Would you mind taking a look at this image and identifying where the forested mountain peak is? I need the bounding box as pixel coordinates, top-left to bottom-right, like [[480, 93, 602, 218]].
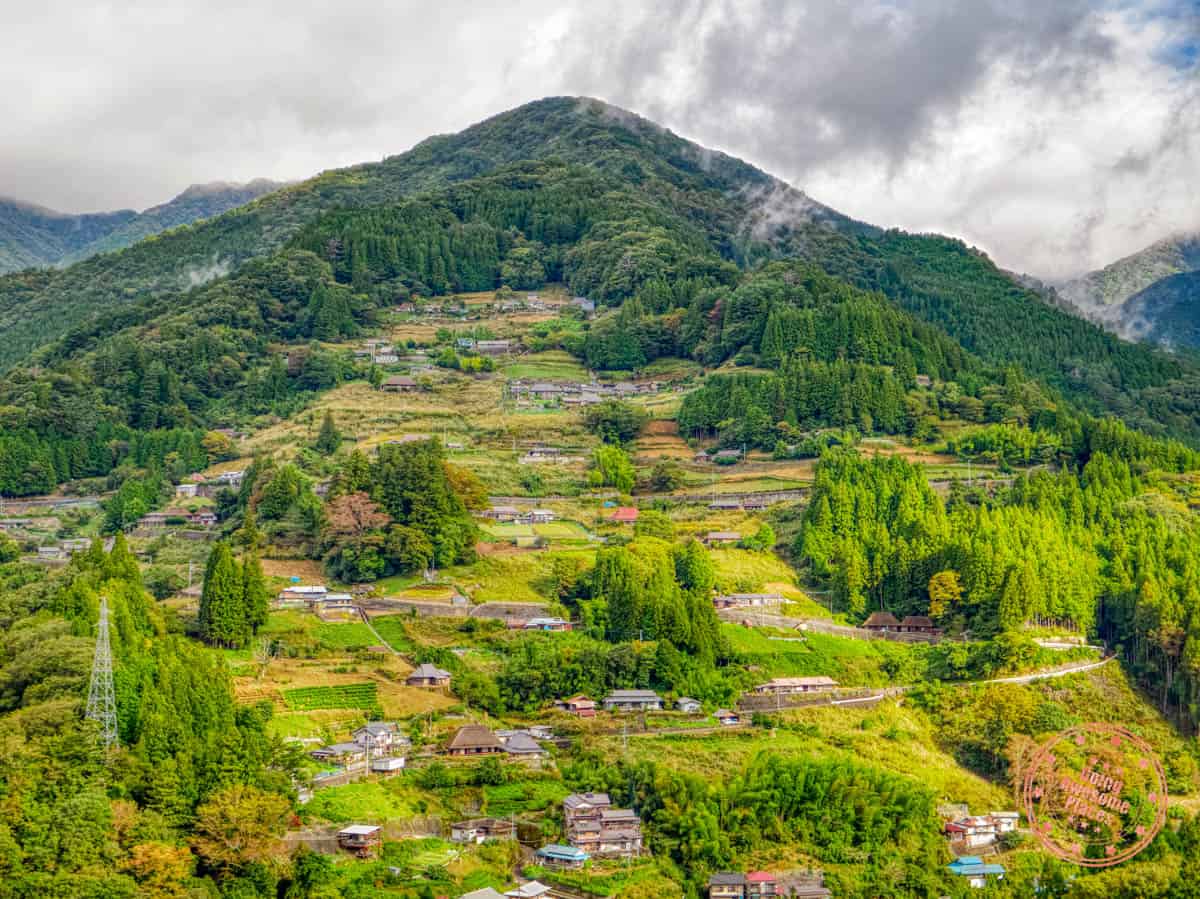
[[0, 97, 863, 369], [1057, 230, 1200, 345]]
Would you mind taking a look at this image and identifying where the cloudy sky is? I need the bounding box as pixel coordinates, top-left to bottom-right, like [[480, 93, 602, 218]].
[[2, 0, 1196, 279]]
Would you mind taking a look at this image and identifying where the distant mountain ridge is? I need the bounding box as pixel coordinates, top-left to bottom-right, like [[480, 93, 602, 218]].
[[0, 178, 283, 274], [1057, 232, 1200, 344]]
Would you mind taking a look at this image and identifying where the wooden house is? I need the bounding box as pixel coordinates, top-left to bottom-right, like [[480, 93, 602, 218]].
[[602, 689, 662, 711], [382, 375, 417, 392], [406, 663, 451, 687], [445, 724, 504, 756], [862, 611, 902, 632], [703, 531, 742, 546], [752, 676, 838, 695], [555, 695, 597, 717], [336, 824, 381, 858], [451, 817, 517, 844], [535, 844, 589, 870], [900, 615, 941, 634], [608, 507, 639, 524]]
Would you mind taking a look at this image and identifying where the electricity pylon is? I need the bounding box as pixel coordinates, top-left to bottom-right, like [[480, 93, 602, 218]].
[[85, 597, 118, 751]]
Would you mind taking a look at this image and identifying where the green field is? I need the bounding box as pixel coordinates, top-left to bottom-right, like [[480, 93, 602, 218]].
[[370, 616, 418, 652], [503, 350, 591, 382], [283, 683, 379, 711], [314, 622, 381, 650], [302, 779, 440, 823]]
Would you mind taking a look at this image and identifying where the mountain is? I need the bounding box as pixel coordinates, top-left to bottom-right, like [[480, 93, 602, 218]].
[[0, 98, 865, 369], [0, 178, 282, 275], [1058, 232, 1200, 343], [1, 96, 1199, 445], [0, 198, 137, 272]]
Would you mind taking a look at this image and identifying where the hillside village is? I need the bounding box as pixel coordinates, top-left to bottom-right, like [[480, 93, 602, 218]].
[[2, 280, 1180, 899], [0, 87, 1197, 899]]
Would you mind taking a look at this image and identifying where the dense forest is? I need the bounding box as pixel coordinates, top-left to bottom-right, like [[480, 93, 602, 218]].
[[0, 543, 303, 897], [796, 439, 1200, 732]]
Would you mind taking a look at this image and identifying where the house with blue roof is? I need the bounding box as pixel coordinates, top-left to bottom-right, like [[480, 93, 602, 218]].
[[536, 843, 589, 869], [947, 856, 1006, 888]]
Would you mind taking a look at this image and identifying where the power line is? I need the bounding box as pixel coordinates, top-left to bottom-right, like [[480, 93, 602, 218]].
[[85, 597, 118, 752]]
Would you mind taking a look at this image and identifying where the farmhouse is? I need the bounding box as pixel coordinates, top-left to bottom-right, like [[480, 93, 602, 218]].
[[708, 873, 747, 899], [752, 676, 839, 695], [945, 816, 1001, 850], [523, 617, 571, 632], [676, 697, 702, 713], [535, 844, 589, 869], [714, 708, 741, 726], [336, 825, 381, 858], [406, 663, 452, 687], [502, 731, 548, 759], [504, 880, 552, 897], [946, 857, 1005, 889], [451, 817, 516, 844], [526, 508, 555, 523], [373, 353, 399, 365], [382, 375, 417, 392], [481, 505, 521, 522], [703, 531, 742, 546], [175, 483, 198, 498], [278, 585, 328, 603], [608, 506, 639, 524], [945, 811, 1020, 850], [476, 339, 512, 355], [899, 615, 941, 635], [602, 689, 662, 711], [446, 724, 505, 756], [862, 611, 902, 632], [352, 721, 408, 755], [571, 296, 595, 314], [310, 742, 366, 764], [555, 695, 597, 717], [712, 593, 785, 610], [710, 871, 822, 899], [563, 793, 643, 859]]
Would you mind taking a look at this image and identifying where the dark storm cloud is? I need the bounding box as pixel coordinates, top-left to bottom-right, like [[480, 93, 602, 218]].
[[0, 0, 1193, 277], [561, 0, 1198, 277], [567, 0, 1112, 176]]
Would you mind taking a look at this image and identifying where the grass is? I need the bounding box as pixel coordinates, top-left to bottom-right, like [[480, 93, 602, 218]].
[[502, 350, 590, 382], [370, 616, 418, 652], [723, 624, 906, 685], [709, 547, 800, 593], [482, 779, 571, 817], [314, 622, 382, 650], [611, 702, 1012, 812], [303, 779, 441, 823]]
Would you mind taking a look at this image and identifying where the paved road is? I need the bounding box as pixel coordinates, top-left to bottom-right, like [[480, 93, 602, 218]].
[[977, 656, 1113, 685]]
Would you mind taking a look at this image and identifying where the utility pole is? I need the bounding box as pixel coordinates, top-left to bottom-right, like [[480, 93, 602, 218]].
[[86, 597, 118, 752]]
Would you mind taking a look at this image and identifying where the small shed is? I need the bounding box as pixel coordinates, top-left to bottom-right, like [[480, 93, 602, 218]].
[[336, 824, 381, 857]]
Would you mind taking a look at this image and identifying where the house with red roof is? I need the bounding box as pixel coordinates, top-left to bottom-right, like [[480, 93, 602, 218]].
[[609, 506, 639, 524]]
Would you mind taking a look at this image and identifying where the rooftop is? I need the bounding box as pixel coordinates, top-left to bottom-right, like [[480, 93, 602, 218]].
[[447, 724, 504, 752]]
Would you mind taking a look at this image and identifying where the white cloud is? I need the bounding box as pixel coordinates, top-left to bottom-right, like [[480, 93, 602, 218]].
[[0, 0, 1193, 278]]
